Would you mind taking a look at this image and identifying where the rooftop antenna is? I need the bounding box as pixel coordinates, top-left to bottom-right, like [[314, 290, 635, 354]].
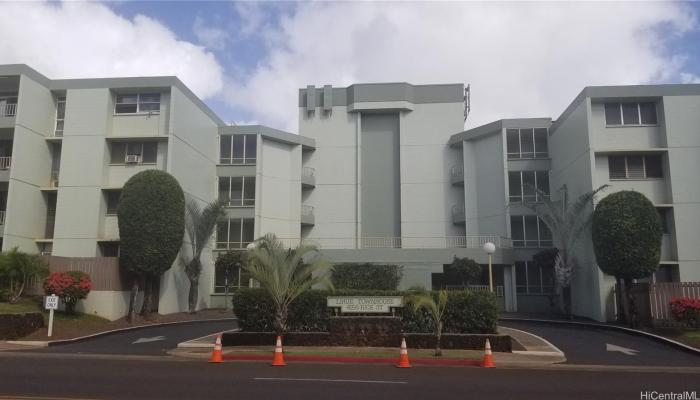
[[463, 84, 471, 121]]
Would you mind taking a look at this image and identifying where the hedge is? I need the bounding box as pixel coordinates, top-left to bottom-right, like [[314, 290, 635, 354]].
[[231, 289, 498, 334], [331, 264, 403, 290]]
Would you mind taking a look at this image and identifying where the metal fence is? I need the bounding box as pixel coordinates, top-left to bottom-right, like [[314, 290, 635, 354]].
[[649, 282, 700, 324]]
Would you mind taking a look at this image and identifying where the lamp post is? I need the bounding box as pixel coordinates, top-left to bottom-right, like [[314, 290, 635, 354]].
[[483, 242, 496, 293], [245, 241, 257, 288]]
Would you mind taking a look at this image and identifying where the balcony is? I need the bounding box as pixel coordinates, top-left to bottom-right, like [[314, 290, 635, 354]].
[[0, 157, 11, 170], [277, 235, 512, 250], [452, 204, 465, 224], [302, 166, 316, 188], [661, 234, 677, 261], [0, 103, 16, 117], [450, 165, 464, 185], [301, 204, 315, 225]]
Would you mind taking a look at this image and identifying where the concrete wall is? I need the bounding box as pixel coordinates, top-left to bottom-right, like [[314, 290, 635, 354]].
[[3, 74, 55, 252], [159, 86, 219, 315], [471, 131, 508, 236]]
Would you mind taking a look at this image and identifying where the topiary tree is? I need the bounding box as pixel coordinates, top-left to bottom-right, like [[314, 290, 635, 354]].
[[215, 250, 247, 311], [43, 271, 92, 314], [118, 170, 185, 322], [180, 199, 224, 313], [592, 191, 662, 327], [331, 264, 403, 290], [444, 256, 482, 287]]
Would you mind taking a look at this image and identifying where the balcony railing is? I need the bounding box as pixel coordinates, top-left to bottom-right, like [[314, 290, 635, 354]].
[[0, 103, 16, 117], [452, 204, 465, 223], [276, 235, 511, 250], [301, 204, 315, 225], [216, 241, 253, 250], [0, 157, 11, 170], [220, 197, 255, 207], [302, 166, 316, 187], [0, 210, 5, 225]]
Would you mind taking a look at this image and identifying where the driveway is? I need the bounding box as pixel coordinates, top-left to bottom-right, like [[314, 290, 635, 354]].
[[500, 320, 700, 367]]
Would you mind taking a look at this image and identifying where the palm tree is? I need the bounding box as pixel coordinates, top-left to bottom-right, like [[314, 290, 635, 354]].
[[524, 184, 607, 317], [407, 289, 448, 356], [181, 199, 224, 313], [244, 234, 333, 335]]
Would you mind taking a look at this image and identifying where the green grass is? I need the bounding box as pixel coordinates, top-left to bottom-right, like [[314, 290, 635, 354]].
[[0, 297, 109, 323], [0, 297, 42, 314]]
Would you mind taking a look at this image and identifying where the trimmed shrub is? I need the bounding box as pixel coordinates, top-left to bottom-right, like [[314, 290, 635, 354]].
[[331, 264, 403, 290], [232, 288, 498, 334], [669, 297, 700, 329], [43, 271, 92, 314]]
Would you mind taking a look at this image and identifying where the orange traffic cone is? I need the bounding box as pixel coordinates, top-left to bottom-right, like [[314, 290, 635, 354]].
[[481, 338, 495, 368], [396, 337, 412, 368], [209, 334, 223, 363], [271, 335, 286, 366]]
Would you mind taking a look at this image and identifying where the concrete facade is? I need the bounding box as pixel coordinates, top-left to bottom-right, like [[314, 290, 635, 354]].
[[3, 64, 698, 322]]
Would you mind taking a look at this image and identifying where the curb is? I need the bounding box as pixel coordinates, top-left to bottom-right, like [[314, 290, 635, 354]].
[[7, 317, 238, 347], [499, 317, 700, 356], [220, 353, 482, 366]]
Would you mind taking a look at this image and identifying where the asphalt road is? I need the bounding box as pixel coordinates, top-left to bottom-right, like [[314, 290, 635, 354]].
[[34, 320, 238, 356], [500, 320, 700, 366], [0, 355, 697, 400]]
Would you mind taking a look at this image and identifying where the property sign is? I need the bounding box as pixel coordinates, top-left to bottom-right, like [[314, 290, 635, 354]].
[[45, 295, 59, 310], [327, 296, 402, 313]]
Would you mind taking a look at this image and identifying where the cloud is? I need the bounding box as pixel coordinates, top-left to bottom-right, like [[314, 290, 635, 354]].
[[0, 1, 224, 99], [193, 16, 230, 51], [681, 72, 700, 84], [224, 1, 697, 132]]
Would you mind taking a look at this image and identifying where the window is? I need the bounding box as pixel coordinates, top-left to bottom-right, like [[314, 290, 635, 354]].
[[220, 134, 256, 165], [515, 261, 554, 295], [511, 215, 552, 248], [657, 208, 671, 235], [506, 128, 548, 159], [115, 93, 161, 114], [218, 176, 255, 206], [99, 242, 120, 257], [216, 218, 254, 249], [110, 141, 158, 164], [604, 102, 657, 126], [55, 97, 66, 137], [105, 191, 121, 215], [608, 155, 663, 180], [508, 171, 550, 203]]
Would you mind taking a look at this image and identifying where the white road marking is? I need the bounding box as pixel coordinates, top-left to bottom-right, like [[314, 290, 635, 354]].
[[254, 378, 407, 385], [132, 336, 166, 344], [606, 343, 639, 356]]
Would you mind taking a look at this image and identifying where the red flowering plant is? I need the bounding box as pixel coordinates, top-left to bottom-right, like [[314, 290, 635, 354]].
[[669, 297, 700, 329], [43, 271, 92, 314]]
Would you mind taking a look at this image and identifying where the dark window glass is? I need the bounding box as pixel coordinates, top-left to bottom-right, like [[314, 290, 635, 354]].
[[230, 178, 243, 206], [508, 171, 521, 202], [139, 93, 160, 112], [218, 177, 230, 203], [106, 191, 120, 215], [511, 216, 524, 247], [506, 129, 520, 159], [522, 171, 536, 202], [110, 142, 127, 163], [539, 219, 552, 246], [100, 243, 120, 257], [244, 135, 257, 163], [520, 129, 535, 158], [622, 103, 640, 125], [524, 215, 539, 247], [536, 171, 550, 199], [534, 128, 548, 157], [657, 208, 670, 234], [515, 261, 527, 293], [243, 177, 255, 206], [242, 219, 255, 244], [126, 142, 142, 156], [232, 135, 245, 164], [527, 263, 541, 293], [142, 142, 157, 163], [230, 219, 242, 243], [115, 94, 138, 114], [645, 155, 663, 178], [220, 136, 232, 163], [608, 156, 627, 179], [626, 155, 644, 179], [639, 102, 657, 125], [604, 103, 621, 125], [217, 221, 228, 244]]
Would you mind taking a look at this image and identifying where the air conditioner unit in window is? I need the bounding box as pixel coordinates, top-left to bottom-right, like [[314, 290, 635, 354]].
[[125, 154, 141, 163]]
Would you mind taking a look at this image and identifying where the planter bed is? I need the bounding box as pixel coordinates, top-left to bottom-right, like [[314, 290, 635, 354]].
[[222, 331, 512, 352], [0, 312, 44, 340]]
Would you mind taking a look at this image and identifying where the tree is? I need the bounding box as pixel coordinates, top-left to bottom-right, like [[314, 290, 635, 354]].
[[215, 250, 247, 311], [532, 248, 559, 309], [181, 199, 224, 313], [0, 248, 48, 304], [444, 256, 481, 287], [592, 191, 662, 327], [118, 170, 185, 322], [244, 234, 333, 335], [407, 289, 449, 356], [525, 184, 607, 317]]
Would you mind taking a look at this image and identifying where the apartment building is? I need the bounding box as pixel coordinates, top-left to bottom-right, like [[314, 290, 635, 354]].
[[3, 64, 697, 322], [0, 64, 220, 319]]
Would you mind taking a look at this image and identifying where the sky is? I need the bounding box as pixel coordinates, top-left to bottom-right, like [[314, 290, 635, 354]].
[[1, 0, 700, 133]]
